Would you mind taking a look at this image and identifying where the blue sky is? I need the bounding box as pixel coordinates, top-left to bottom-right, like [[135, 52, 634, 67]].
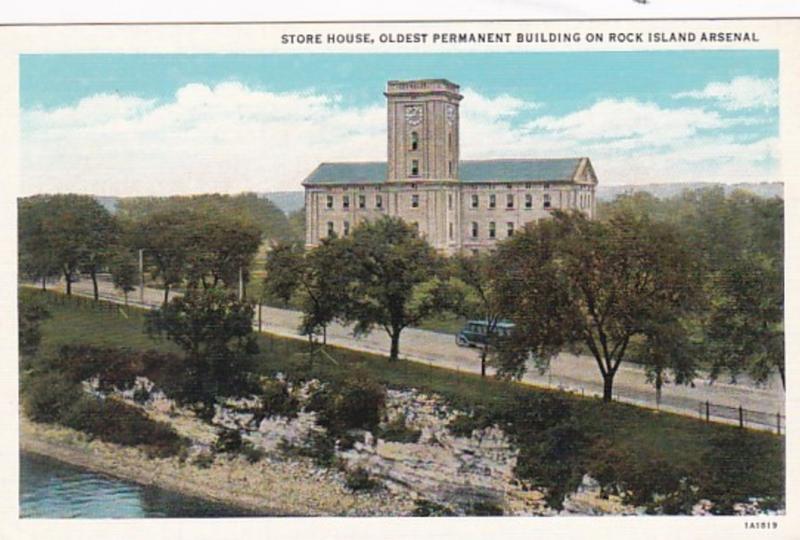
[[19, 52, 779, 196]]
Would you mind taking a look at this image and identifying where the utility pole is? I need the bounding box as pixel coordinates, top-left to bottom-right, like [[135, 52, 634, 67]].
[[238, 265, 244, 301], [138, 249, 145, 304]]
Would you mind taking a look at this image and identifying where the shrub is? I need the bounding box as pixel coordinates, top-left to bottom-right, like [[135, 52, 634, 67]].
[[412, 499, 455, 516], [464, 499, 504, 516], [260, 379, 299, 419], [21, 373, 84, 423], [133, 386, 151, 405], [241, 443, 267, 464], [345, 467, 379, 491], [192, 451, 215, 469], [447, 413, 486, 438], [309, 374, 386, 434], [213, 428, 244, 454], [378, 414, 421, 444]]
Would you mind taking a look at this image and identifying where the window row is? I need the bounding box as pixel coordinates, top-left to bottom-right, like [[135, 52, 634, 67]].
[[470, 221, 515, 239], [325, 191, 591, 211], [326, 194, 384, 210]]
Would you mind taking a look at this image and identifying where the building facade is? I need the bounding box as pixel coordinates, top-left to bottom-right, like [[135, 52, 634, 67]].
[[302, 79, 598, 254]]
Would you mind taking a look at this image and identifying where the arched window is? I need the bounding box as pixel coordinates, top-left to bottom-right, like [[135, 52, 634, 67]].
[[410, 132, 419, 151]]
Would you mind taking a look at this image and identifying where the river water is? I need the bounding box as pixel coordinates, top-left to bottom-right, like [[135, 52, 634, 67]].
[[20, 452, 264, 518]]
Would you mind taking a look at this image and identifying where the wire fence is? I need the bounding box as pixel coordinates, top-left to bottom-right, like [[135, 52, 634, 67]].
[[698, 400, 785, 434]]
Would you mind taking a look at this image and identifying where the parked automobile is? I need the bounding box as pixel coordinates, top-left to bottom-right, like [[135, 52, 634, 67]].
[[455, 320, 514, 348]]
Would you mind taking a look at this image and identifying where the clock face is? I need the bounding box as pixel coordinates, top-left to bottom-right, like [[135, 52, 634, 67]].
[[405, 105, 423, 127], [446, 104, 456, 125]]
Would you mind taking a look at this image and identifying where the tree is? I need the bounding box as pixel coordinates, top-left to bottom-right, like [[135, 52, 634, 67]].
[[130, 208, 194, 305], [706, 252, 784, 389], [19, 195, 116, 296], [492, 210, 702, 402], [18, 197, 60, 290], [450, 253, 505, 377], [18, 294, 51, 359], [338, 217, 458, 362], [264, 239, 348, 348], [184, 214, 262, 295], [109, 249, 138, 305], [145, 287, 259, 418]]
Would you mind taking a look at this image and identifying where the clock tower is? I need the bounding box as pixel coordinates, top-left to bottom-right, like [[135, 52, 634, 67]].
[[385, 79, 462, 182]]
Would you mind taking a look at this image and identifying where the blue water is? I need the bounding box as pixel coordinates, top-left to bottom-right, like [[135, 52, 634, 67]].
[[20, 452, 266, 518]]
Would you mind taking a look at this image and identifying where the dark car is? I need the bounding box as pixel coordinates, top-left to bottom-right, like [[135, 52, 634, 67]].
[[455, 320, 514, 347]]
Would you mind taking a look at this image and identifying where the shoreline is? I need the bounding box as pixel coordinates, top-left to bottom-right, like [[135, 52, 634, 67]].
[[20, 418, 292, 517], [19, 415, 413, 517]]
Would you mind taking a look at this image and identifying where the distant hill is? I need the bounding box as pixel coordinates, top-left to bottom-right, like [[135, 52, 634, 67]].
[[89, 182, 782, 218], [260, 191, 305, 215], [596, 182, 783, 202]]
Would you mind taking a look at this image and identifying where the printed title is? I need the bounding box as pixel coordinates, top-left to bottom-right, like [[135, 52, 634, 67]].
[[280, 31, 759, 46]]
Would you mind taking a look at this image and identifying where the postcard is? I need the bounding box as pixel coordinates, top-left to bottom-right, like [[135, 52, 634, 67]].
[[1, 15, 798, 540]]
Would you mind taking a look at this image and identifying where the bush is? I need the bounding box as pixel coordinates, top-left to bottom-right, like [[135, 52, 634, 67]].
[[464, 499, 504, 516], [260, 379, 299, 419], [378, 414, 421, 444], [213, 428, 244, 454], [344, 467, 379, 491], [192, 451, 215, 469], [412, 499, 455, 516], [241, 443, 267, 464], [22, 373, 84, 423], [447, 413, 487, 438], [308, 374, 386, 434]]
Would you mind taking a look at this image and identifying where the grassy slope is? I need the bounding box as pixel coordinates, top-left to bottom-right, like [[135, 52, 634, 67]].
[[27, 289, 784, 503]]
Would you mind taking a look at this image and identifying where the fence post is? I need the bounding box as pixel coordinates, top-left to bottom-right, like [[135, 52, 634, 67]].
[[738, 406, 744, 428], [705, 400, 710, 422], [777, 412, 781, 435]]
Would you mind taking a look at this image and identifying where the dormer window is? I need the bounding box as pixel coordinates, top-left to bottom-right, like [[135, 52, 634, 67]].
[[410, 132, 419, 151]]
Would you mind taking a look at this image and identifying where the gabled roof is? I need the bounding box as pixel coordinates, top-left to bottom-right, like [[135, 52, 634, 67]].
[[302, 158, 590, 186]]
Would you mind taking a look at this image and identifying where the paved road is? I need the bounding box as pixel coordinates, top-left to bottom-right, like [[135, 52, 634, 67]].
[[61, 279, 785, 431]]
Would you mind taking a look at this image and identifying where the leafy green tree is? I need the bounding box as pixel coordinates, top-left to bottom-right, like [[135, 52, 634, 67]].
[[264, 239, 348, 347], [109, 249, 138, 305], [18, 294, 51, 359], [450, 253, 505, 377], [184, 214, 262, 295], [706, 252, 784, 389], [338, 217, 458, 362], [492, 210, 702, 401], [130, 208, 194, 305], [145, 287, 259, 418], [18, 195, 117, 297], [18, 198, 60, 290]]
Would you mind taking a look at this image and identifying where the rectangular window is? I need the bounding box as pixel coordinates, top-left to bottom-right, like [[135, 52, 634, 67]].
[[448, 194, 453, 210], [471, 194, 479, 208], [507, 222, 515, 237], [525, 194, 532, 208], [376, 194, 383, 209], [326, 195, 334, 209], [411, 194, 419, 208], [489, 194, 496, 209], [506, 194, 514, 209], [327, 222, 335, 237], [411, 160, 419, 176], [448, 161, 453, 175], [342, 195, 350, 209], [471, 222, 479, 238], [358, 195, 365, 209], [449, 222, 453, 240], [343, 221, 350, 236], [489, 222, 496, 239], [543, 194, 551, 209]]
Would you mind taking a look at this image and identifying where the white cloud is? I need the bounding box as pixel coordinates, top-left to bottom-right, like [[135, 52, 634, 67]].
[[673, 76, 778, 110], [20, 83, 778, 196]]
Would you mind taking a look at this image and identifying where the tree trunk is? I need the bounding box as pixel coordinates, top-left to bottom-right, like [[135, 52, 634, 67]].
[[323, 325, 327, 346], [163, 285, 170, 305], [389, 328, 401, 362], [778, 365, 785, 390], [64, 270, 72, 296], [41, 275, 47, 291], [480, 346, 488, 377], [602, 373, 614, 402], [91, 271, 99, 301]]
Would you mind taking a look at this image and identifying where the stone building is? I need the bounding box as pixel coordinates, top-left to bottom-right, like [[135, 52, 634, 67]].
[[302, 79, 598, 254]]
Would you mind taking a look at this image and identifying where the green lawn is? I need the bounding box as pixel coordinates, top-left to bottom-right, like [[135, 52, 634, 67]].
[[23, 287, 784, 510]]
